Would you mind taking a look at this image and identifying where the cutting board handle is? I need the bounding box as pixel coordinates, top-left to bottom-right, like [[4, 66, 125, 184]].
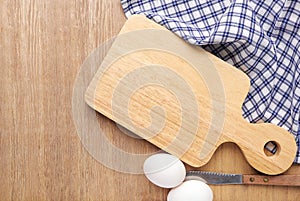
[[227, 119, 297, 175]]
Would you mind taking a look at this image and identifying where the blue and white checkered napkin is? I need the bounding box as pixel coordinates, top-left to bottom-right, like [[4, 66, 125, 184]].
[[120, 0, 300, 163]]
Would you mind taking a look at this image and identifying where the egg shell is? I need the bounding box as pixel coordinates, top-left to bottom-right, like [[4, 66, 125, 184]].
[[167, 180, 213, 201], [143, 153, 186, 188]]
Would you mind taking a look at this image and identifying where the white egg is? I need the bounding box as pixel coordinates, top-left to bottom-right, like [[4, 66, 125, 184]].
[[143, 153, 186, 188], [167, 180, 213, 201]]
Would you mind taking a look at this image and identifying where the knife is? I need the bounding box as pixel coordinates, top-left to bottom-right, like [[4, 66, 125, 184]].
[[186, 171, 300, 186]]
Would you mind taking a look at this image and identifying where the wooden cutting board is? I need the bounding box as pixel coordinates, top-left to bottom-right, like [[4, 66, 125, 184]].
[[85, 15, 297, 175]]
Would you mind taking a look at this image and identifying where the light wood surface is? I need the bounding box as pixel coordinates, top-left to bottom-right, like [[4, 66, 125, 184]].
[[1, 1, 299, 200], [85, 15, 297, 175]]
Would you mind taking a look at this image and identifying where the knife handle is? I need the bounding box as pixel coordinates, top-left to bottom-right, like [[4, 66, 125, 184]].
[[243, 175, 300, 186]]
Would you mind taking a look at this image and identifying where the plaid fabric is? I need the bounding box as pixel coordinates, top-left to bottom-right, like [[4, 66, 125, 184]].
[[121, 0, 300, 163]]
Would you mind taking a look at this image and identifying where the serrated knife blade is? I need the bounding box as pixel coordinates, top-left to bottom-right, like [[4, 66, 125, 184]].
[[186, 171, 300, 186]]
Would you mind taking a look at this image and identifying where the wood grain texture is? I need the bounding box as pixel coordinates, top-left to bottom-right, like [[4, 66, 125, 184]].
[[85, 15, 297, 175], [0, 1, 299, 200], [243, 175, 300, 186]]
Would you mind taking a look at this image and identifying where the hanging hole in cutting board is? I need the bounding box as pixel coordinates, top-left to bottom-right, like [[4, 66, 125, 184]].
[[264, 141, 280, 156]]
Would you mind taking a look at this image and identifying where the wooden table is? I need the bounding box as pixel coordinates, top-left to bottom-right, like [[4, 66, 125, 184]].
[[1, 1, 299, 200]]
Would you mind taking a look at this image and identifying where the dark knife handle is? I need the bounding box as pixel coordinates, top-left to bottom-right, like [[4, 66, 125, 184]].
[[243, 175, 300, 186]]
